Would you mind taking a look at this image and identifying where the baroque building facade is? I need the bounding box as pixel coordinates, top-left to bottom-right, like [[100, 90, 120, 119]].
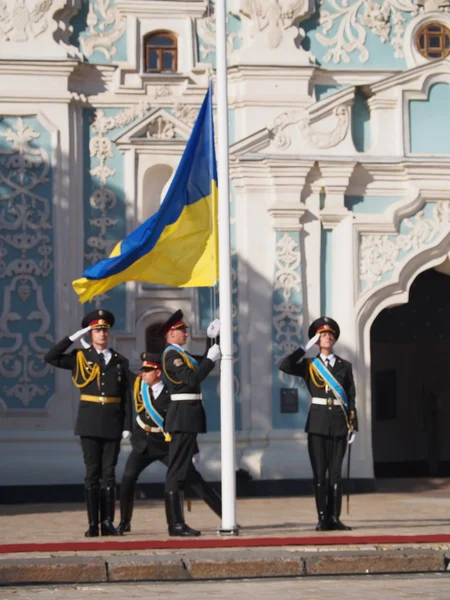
[[1, 0, 450, 491]]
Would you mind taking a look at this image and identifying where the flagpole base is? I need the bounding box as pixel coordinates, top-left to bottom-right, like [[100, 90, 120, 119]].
[[217, 526, 240, 536]]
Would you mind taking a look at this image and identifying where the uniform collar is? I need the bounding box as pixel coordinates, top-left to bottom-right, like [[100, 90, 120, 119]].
[[95, 347, 112, 363], [320, 353, 336, 367], [151, 380, 165, 399]]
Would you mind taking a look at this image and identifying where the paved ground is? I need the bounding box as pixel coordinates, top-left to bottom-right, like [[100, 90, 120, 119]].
[[1, 574, 450, 600], [2, 478, 450, 546], [1, 479, 450, 585]]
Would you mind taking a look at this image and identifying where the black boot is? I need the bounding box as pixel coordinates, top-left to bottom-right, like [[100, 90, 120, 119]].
[[100, 486, 122, 536], [313, 480, 328, 531], [85, 486, 100, 537], [165, 490, 201, 537], [188, 471, 222, 518], [328, 483, 351, 531], [117, 481, 135, 534]]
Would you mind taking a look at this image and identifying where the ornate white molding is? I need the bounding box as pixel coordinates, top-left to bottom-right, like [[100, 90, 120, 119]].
[[196, 2, 238, 59], [359, 201, 450, 292], [0, 117, 53, 408], [271, 105, 350, 150], [86, 101, 153, 304], [268, 203, 307, 230], [80, 0, 126, 59], [416, 0, 450, 11], [273, 232, 304, 387], [0, 0, 55, 42], [146, 116, 176, 140], [239, 0, 314, 48], [317, 0, 418, 64]]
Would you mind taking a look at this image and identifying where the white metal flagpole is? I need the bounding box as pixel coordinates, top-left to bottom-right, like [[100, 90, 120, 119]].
[[215, 0, 238, 534]]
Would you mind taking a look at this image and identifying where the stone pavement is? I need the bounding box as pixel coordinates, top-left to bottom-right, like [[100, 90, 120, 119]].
[[3, 574, 450, 600], [1, 478, 450, 585]]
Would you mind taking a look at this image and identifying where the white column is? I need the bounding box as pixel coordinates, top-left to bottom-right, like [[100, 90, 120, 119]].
[[216, 0, 238, 534]]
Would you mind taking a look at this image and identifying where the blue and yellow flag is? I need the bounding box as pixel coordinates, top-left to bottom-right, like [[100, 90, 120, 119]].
[[73, 84, 218, 303]]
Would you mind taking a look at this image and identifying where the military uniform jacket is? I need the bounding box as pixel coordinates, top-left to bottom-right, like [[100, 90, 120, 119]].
[[279, 348, 357, 437], [130, 376, 200, 456], [44, 336, 132, 439], [163, 346, 215, 434], [130, 375, 170, 457]]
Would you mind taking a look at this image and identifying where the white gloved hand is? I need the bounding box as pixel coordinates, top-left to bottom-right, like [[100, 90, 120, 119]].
[[122, 430, 131, 440], [80, 335, 91, 349], [69, 325, 91, 342], [305, 333, 320, 352], [192, 452, 201, 464], [207, 343, 222, 363], [207, 318, 221, 339], [347, 430, 357, 445]]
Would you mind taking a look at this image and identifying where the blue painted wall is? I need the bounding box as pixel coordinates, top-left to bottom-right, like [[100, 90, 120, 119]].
[[321, 228, 333, 316], [345, 195, 401, 214], [352, 88, 371, 152], [82, 107, 129, 330], [303, 0, 412, 69], [409, 83, 450, 154], [0, 117, 55, 410], [70, 0, 127, 63]]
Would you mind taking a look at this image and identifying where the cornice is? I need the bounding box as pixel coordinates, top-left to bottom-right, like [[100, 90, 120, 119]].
[[116, 0, 207, 18]]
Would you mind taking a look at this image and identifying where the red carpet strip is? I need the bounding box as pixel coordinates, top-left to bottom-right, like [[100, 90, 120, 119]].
[[2, 533, 450, 554]]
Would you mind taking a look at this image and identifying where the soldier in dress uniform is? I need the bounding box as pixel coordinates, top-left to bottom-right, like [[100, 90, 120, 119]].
[[279, 317, 358, 531], [44, 309, 132, 537], [161, 309, 221, 536], [117, 351, 222, 534]]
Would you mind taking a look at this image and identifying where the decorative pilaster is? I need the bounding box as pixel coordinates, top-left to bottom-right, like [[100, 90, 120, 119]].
[[319, 161, 356, 229], [268, 162, 310, 428]]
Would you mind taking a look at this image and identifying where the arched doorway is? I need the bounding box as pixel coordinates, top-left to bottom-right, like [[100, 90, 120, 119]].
[[145, 322, 166, 355], [371, 268, 450, 477]]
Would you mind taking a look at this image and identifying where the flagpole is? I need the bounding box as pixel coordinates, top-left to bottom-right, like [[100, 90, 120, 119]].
[[215, 0, 238, 534]]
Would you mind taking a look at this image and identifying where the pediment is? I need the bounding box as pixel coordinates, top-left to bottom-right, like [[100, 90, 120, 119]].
[[114, 108, 193, 146], [230, 86, 356, 158]]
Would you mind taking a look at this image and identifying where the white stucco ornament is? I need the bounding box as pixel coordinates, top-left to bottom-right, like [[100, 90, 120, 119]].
[[240, 0, 314, 48], [416, 0, 450, 11], [317, 0, 418, 63], [0, 0, 54, 42], [230, 0, 315, 64]]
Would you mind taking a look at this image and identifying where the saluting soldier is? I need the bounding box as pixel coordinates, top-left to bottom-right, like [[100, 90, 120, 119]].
[[117, 351, 222, 534], [161, 309, 221, 536], [44, 309, 132, 537], [279, 317, 357, 531]]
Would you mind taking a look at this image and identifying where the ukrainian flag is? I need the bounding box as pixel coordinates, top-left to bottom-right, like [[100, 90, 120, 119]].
[[73, 84, 218, 303]]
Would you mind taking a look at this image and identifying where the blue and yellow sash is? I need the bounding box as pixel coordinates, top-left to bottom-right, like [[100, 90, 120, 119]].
[[140, 380, 171, 442], [141, 382, 164, 428], [162, 345, 199, 385], [311, 357, 348, 408]]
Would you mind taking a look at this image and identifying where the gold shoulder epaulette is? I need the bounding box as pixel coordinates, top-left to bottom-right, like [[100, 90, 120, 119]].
[[72, 350, 100, 389], [308, 360, 325, 389], [133, 377, 145, 413]]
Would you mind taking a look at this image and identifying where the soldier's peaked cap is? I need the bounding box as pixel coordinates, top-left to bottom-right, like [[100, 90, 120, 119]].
[[140, 352, 161, 369], [160, 309, 188, 336], [82, 309, 115, 329], [308, 316, 340, 341]]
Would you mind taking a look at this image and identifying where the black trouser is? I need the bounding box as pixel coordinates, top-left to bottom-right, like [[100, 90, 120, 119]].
[[307, 433, 347, 486], [80, 436, 121, 488], [122, 448, 169, 485], [122, 446, 218, 503], [165, 432, 198, 493]]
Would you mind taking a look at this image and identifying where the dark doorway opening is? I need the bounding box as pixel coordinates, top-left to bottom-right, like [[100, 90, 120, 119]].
[[371, 268, 450, 477], [145, 322, 166, 355]]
